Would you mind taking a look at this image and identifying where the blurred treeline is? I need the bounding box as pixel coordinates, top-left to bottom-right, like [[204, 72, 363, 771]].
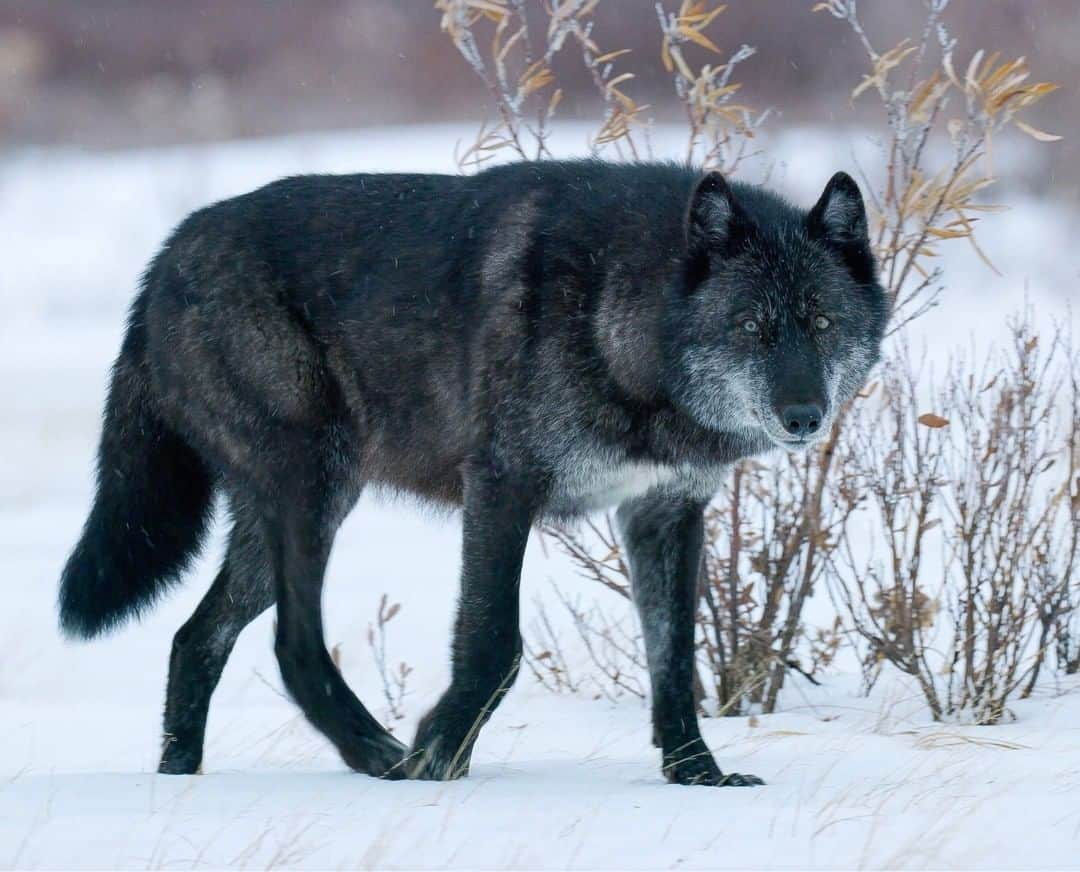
[[1, 1, 1074, 195]]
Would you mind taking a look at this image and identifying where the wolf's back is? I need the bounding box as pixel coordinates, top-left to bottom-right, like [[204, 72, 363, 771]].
[[59, 287, 215, 639]]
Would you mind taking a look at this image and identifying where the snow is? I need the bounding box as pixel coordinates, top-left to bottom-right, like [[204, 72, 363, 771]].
[[7, 687, 1080, 869], [1, 123, 1078, 869]]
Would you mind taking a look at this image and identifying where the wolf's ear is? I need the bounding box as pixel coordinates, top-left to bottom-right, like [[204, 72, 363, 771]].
[[807, 171, 868, 245], [686, 171, 747, 258]]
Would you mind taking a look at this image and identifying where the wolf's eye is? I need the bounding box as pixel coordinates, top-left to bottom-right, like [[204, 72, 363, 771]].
[[742, 319, 760, 334], [814, 315, 832, 331]]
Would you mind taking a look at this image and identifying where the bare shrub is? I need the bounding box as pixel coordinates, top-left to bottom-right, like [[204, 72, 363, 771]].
[[816, 0, 1060, 331], [525, 579, 648, 702], [522, 593, 580, 695], [831, 321, 1080, 723], [825, 353, 947, 707], [1052, 365, 1080, 677], [941, 325, 1080, 714], [524, 520, 649, 703], [366, 594, 412, 726], [654, 1, 771, 172], [435, 0, 766, 169], [701, 454, 856, 714], [435, 0, 589, 166]]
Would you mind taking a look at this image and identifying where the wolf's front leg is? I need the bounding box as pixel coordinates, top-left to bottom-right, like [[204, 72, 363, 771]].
[[617, 492, 764, 787], [407, 460, 536, 780]]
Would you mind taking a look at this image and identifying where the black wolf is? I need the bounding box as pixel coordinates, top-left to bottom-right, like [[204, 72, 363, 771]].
[[59, 160, 887, 786]]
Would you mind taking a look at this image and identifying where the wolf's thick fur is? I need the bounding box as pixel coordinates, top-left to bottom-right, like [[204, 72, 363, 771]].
[[60, 160, 887, 786]]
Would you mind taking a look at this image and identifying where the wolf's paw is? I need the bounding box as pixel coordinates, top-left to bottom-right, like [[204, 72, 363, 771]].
[[404, 732, 472, 781], [158, 736, 201, 775], [717, 771, 765, 787], [663, 749, 764, 787], [341, 731, 410, 780], [406, 702, 478, 781]]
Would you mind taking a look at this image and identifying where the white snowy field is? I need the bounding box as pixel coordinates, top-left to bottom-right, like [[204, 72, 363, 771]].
[[2, 123, 1079, 870]]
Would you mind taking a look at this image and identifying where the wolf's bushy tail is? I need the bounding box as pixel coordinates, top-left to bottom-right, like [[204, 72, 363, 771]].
[[59, 294, 214, 639]]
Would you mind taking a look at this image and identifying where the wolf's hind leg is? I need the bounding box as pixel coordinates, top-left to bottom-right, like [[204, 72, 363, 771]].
[[264, 467, 407, 778], [151, 272, 404, 776], [617, 492, 763, 787], [408, 461, 534, 780], [160, 505, 274, 775]]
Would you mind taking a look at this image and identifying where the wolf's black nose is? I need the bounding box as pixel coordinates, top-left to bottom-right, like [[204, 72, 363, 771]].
[[781, 404, 822, 437]]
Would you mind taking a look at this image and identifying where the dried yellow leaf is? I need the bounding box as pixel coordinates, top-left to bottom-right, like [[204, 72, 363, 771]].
[[594, 48, 632, 64], [661, 39, 674, 73], [1014, 119, 1062, 142], [924, 227, 969, 239], [678, 25, 722, 54], [606, 72, 636, 90], [917, 413, 950, 429]]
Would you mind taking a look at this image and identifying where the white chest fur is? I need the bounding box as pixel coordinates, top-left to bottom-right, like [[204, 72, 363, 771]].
[[553, 458, 684, 513]]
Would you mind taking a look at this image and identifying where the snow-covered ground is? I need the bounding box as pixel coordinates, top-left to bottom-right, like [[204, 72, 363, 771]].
[[2, 123, 1078, 869]]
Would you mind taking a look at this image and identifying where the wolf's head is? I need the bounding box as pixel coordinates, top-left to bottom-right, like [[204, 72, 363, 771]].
[[664, 170, 889, 450]]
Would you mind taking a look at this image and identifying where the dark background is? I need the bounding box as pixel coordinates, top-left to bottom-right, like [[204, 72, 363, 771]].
[[2, 1, 1075, 195]]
